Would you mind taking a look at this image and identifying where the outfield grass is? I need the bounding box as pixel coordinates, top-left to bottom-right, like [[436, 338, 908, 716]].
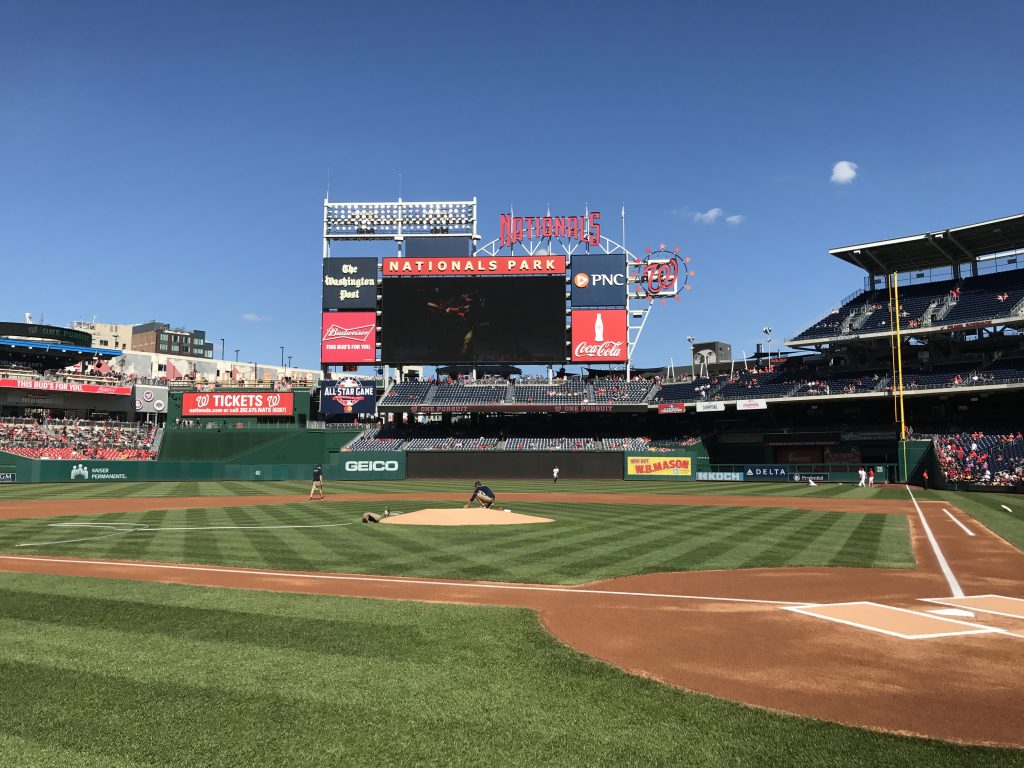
[[0, 485, 913, 583], [0, 572, 1020, 768]]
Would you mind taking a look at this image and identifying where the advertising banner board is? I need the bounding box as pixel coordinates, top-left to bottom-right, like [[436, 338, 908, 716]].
[[571, 309, 627, 362], [625, 455, 692, 477], [697, 471, 744, 482], [323, 257, 378, 310], [789, 473, 830, 483], [570, 253, 627, 307], [383, 256, 565, 276], [182, 392, 294, 417], [736, 399, 768, 410], [696, 401, 726, 412], [0, 378, 131, 396], [321, 311, 377, 364], [320, 378, 376, 415], [657, 403, 686, 414], [744, 465, 788, 481]]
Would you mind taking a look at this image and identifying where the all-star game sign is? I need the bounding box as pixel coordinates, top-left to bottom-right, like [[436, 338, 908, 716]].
[[319, 377, 376, 415]]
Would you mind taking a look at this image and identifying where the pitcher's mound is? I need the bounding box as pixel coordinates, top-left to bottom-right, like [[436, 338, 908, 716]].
[[381, 508, 553, 526]]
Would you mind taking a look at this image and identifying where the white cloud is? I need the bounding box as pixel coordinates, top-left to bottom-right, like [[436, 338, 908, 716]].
[[241, 313, 268, 322], [831, 160, 858, 184], [725, 214, 746, 225], [693, 207, 724, 224]]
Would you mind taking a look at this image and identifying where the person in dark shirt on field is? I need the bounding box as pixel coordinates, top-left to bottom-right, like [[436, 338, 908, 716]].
[[309, 464, 325, 500], [464, 481, 495, 509]]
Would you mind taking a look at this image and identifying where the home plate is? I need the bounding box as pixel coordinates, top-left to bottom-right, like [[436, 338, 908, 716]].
[[381, 508, 554, 526], [927, 608, 976, 618]]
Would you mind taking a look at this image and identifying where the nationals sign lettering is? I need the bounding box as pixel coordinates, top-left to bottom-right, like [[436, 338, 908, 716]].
[[182, 392, 294, 417], [570, 309, 627, 362]]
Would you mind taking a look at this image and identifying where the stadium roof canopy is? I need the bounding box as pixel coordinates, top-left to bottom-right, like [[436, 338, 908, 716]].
[[829, 212, 1024, 274]]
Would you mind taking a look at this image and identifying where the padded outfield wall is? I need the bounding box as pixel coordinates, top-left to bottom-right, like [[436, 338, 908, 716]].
[[407, 450, 624, 480], [0, 450, 404, 483]]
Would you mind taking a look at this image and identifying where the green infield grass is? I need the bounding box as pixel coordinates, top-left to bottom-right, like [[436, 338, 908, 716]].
[[0, 482, 913, 584]]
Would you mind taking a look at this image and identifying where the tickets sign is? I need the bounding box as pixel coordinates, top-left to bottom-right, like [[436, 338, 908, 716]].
[[626, 456, 692, 477], [182, 392, 294, 417]]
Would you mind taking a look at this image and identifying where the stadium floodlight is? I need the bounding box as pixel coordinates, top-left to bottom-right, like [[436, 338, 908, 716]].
[[324, 198, 478, 241], [762, 327, 773, 371], [687, 336, 696, 377]]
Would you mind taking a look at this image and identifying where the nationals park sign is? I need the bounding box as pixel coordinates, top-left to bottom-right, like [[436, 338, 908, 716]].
[[182, 392, 294, 417]]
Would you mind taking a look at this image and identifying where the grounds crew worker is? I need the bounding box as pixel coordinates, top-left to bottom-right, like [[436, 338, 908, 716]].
[[309, 464, 325, 500], [464, 481, 496, 509]]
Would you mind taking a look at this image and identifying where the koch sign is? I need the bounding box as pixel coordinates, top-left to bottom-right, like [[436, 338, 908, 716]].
[[320, 378, 376, 415], [182, 392, 294, 417], [321, 311, 377, 364], [744, 465, 788, 481], [323, 257, 378, 310], [571, 253, 626, 307], [571, 309, 627, 362]]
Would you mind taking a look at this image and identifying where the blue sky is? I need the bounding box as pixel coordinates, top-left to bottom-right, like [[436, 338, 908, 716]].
[[2, 1, 1023, 372]]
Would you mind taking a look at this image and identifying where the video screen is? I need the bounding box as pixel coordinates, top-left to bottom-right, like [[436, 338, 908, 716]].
[[382, 276, 566, 363]]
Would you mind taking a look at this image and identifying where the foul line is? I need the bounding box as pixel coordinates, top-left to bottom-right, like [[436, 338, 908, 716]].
[[906, 486, 964, 598], [0, 554, 804, 606], [942, 509, 975, 536]]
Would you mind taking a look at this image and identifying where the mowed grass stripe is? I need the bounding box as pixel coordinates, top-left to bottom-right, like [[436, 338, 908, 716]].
[[0, 500, 914, 584], [0, 572, 1015, 768]]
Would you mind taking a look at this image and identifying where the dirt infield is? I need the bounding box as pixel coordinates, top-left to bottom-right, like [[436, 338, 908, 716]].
[[382, 508, 553, 525], [0, 492, 912, 520], [0, 491, 1022, 747]]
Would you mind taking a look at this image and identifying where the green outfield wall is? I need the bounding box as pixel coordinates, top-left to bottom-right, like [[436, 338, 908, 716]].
[[159, 427, 359, 464], [0, 450, 404, 483]]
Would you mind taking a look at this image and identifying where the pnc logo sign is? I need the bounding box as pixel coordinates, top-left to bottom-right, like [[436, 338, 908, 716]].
[[570, 253, 627, 308]]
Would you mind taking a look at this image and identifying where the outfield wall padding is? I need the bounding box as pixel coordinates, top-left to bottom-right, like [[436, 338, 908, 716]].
[[0, 450, 404, 483], [407, 451, 622, 480]]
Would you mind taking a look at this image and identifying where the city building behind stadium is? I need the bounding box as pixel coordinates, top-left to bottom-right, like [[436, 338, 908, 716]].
[[2, 199, 1024, 490]]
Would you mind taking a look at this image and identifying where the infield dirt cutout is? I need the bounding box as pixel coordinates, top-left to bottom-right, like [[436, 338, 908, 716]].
[[382, 508, 553, 526]]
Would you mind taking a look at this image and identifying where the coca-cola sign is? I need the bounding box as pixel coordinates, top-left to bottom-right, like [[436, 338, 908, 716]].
[[571, 309, 627, 362]]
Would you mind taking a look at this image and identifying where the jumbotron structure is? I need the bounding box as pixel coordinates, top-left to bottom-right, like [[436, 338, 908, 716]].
[[320, 197, 690, 381]]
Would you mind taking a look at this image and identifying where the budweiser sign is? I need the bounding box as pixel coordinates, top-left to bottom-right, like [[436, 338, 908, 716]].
[[571, 309, 627, 362], [321, 311, 376, 364], [500, 212, 601, 247], [182, 392, 294, 416], [382, 256, 565, 276]]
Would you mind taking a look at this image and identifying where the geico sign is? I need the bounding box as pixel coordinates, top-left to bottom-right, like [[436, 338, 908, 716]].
[[344, 460, 399, 472]]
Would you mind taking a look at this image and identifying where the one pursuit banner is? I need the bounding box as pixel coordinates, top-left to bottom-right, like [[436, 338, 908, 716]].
[[625, 455, 692, 477], [319, 378, 376, 415]]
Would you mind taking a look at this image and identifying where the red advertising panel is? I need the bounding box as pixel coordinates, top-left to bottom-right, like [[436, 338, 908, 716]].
[[657, 403, 686, 414], [383, 256, 565, 276], [321, 311, 377, 364], [571, 309, 628, 362], [0, 378, 131, 396], [182, 392, 293, 417]]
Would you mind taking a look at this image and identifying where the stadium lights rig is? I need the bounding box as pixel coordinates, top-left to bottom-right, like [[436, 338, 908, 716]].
[[323, 199, 478, 240]]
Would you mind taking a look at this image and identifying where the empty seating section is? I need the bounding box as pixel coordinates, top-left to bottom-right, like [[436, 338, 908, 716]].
[[513, 380, 586, 404], [792, 269, 1024, 341], [432, 384, 507, 405], [0, 419, 158, 460], [935, 432, 1024, 486], [378, 381, 433, 405], [902, 365, 976, 390], [404, 437, 501, 451], [590, 380, 653, 403], [983, 358, 1024, 382], [792, 371, 886, 396], [716, 369, 795, 399], [654, 377, 725, 402], [942, 272, 1024, 325], [344, 427, 404, 452]]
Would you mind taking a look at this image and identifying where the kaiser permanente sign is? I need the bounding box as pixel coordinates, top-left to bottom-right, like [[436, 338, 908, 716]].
[[182, 392, 294, 417]]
